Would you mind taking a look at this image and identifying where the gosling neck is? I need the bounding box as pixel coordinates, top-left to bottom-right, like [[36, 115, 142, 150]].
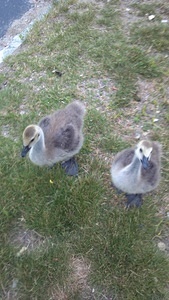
[[29, 128, 46, 165], [126, 152, 141, 175]]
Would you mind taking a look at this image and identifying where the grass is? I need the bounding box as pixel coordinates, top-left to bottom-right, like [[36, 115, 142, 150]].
[[74, 204, 168, 299], [0, 0, 169, 299], [131, 1, 169, 18], [131, 24, 169, 52]]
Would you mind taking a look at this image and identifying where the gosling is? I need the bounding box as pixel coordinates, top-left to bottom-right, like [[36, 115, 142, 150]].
[[21, 101, 85, 176], [111, 140, 162, 208]]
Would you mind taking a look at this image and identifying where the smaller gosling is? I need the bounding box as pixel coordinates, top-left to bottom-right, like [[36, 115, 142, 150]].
[[111, 140, 162, 208], [21, 101, 85, 176]]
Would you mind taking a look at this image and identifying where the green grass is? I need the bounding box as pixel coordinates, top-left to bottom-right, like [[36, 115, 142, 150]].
[[73, 203, 168, 299], [131, 3, 158, 16], [131, 1, 169, 18], [0, 0, 169, 299], [131, 24, 169, 52]]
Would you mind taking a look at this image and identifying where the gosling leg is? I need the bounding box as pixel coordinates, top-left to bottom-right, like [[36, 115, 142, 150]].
[[125, 193, 143, 208], [61, 157, 78, 176]]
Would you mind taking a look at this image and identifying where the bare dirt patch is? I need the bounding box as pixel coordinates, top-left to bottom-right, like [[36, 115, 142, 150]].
[[77, 77, 117, 112], [9, 217, 49, 256], [48, 256, 91, 299]]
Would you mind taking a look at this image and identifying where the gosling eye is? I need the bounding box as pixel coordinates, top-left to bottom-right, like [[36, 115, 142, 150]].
[[139, 148, 143, 153]]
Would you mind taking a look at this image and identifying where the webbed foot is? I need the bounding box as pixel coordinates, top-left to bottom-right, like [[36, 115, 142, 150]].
[[125, 194, 143, 208], [61, 157, 78, 176]]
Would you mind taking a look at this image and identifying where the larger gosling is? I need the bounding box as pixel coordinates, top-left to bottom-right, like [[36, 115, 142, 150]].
[[111, 140, 162, 208], [21, 101, 85, 176]]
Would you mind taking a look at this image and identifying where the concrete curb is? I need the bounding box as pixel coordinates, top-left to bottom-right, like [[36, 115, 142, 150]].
[[0, 3, 52, 63]]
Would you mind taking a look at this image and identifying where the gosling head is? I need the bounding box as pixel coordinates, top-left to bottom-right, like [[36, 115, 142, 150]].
[[135, 140, 153, 170], [21, 125, 41, 157]]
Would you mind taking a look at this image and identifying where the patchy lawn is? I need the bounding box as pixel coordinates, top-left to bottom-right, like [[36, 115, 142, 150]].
[[0, 0, 169, 299]]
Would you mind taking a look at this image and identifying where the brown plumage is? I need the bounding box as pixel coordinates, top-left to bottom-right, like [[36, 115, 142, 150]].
[[21, 101, 85, 175]]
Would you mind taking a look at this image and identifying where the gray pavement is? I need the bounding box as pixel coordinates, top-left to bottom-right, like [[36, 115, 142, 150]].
[[0, 0, 31, 38]]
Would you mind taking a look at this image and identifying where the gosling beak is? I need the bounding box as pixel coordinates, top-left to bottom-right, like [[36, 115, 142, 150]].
[[21, 145, 31, 157], [141, 155, 150, 170]]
